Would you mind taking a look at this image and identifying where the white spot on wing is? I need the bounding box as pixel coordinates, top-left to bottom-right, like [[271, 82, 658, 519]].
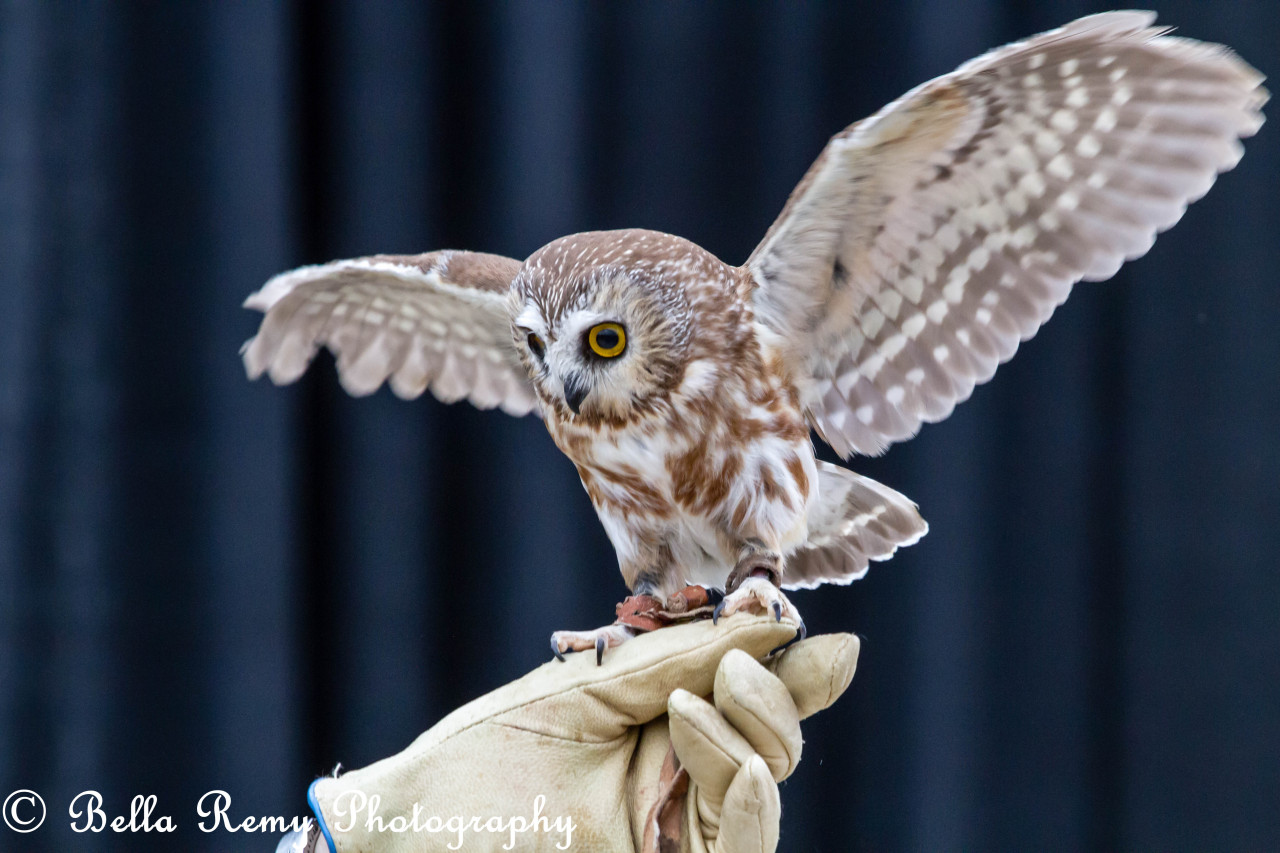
[[1019, 171, 1047, 198], [1076, 134, 1101, 158], [899, 275, 924, 303], [860, 352, 886, 381], [1007, 143, 1037, 174], [902, 313, 927, 339], [861, 308, 886, 339], [874, 287, 904, 320], [880, 334, 907, 361], [1050, 110, 1078, 134], [935, 223, 961, 253], [1047, 154, 1074, 180], [1095, 107, 1117, 133], [1033, 130, 1063, 156]]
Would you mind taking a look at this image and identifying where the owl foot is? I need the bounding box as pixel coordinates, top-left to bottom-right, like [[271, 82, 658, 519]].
[[551, 623, 637, 665], [725, 543, 782, 593], [711, 576, 806, 654], [550, 586, 730, 665]]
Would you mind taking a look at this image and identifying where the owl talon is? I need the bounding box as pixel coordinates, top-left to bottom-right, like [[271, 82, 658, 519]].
[[712, 598, 727, 625], [715, 576, 803, 633], [550, 624, 635, 663]]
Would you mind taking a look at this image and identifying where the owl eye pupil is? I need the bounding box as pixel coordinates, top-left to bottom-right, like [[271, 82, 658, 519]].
[[527, 333, 545, 360], [595, 328, 619, 349]]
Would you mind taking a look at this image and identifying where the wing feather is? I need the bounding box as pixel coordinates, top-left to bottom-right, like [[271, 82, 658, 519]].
[[747, 11, 1266, 457], [242, 250, 539, 417], [785, 462, 928, 589]]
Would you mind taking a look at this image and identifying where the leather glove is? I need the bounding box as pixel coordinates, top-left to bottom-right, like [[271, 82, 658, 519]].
[[280, 614, 859, 852]]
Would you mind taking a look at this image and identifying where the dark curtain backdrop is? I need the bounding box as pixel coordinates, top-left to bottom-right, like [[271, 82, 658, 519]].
[[2, 2, 1277, 851]]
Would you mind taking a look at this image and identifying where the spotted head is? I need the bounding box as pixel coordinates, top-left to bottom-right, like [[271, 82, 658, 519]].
[[508, 229, 729, 426]]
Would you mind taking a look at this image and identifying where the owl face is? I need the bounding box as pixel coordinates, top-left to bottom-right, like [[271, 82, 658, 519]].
[[510, 235, 695, 424]]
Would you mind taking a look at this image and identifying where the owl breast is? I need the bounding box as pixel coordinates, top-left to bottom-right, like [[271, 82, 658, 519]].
[[545, 352, 818, 594]]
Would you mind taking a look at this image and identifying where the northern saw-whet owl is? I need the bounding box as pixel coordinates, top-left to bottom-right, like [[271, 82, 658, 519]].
[[242, 13, 1266, 661]]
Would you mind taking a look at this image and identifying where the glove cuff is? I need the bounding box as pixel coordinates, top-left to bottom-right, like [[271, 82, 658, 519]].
[[307, 778, 338, 853]]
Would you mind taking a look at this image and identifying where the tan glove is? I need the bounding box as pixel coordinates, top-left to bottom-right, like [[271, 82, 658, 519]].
[[300, 615, 859, 852]]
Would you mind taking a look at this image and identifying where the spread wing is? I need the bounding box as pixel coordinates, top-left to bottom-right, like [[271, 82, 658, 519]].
[[242, 250, 538, 416], [746, 11, 1267, 457]]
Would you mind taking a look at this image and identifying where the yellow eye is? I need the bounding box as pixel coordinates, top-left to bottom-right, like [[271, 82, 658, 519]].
[[587, 323, 626, 358]]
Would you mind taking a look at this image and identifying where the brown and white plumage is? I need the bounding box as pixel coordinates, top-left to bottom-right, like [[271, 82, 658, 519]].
[[241, 13, 1265, 653], [749, 11, 1266, 456], [243, 251, 537, 415]]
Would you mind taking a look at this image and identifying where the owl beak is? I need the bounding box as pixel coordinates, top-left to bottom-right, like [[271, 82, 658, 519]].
[[563, 375, 590, 414]]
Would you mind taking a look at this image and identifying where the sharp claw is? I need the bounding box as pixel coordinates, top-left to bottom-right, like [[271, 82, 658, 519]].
[[550, 637, 566, 663], [595, 635, 606, 666], [772, 601, 783, 622], [712, 598, 727, 625]]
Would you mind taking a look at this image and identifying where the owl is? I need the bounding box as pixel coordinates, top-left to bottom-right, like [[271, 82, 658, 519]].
[[242, 13, 1265, 662]]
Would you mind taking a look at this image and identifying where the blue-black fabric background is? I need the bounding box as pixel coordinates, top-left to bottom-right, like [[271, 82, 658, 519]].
[[2, 2, 1277, 851]]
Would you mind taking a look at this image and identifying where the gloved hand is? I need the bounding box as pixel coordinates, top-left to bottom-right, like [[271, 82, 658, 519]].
[[281, 614, 859, 852]]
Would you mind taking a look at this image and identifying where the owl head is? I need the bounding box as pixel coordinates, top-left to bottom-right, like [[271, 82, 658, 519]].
[[509, 230, 706, 424]]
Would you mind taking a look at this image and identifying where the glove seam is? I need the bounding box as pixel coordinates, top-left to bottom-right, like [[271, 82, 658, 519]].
[[823, 635, 849, 707], [491, 720, 619, 744]]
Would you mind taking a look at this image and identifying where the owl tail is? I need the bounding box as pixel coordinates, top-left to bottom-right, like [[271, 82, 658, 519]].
[[782, 462, 928, 590]]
